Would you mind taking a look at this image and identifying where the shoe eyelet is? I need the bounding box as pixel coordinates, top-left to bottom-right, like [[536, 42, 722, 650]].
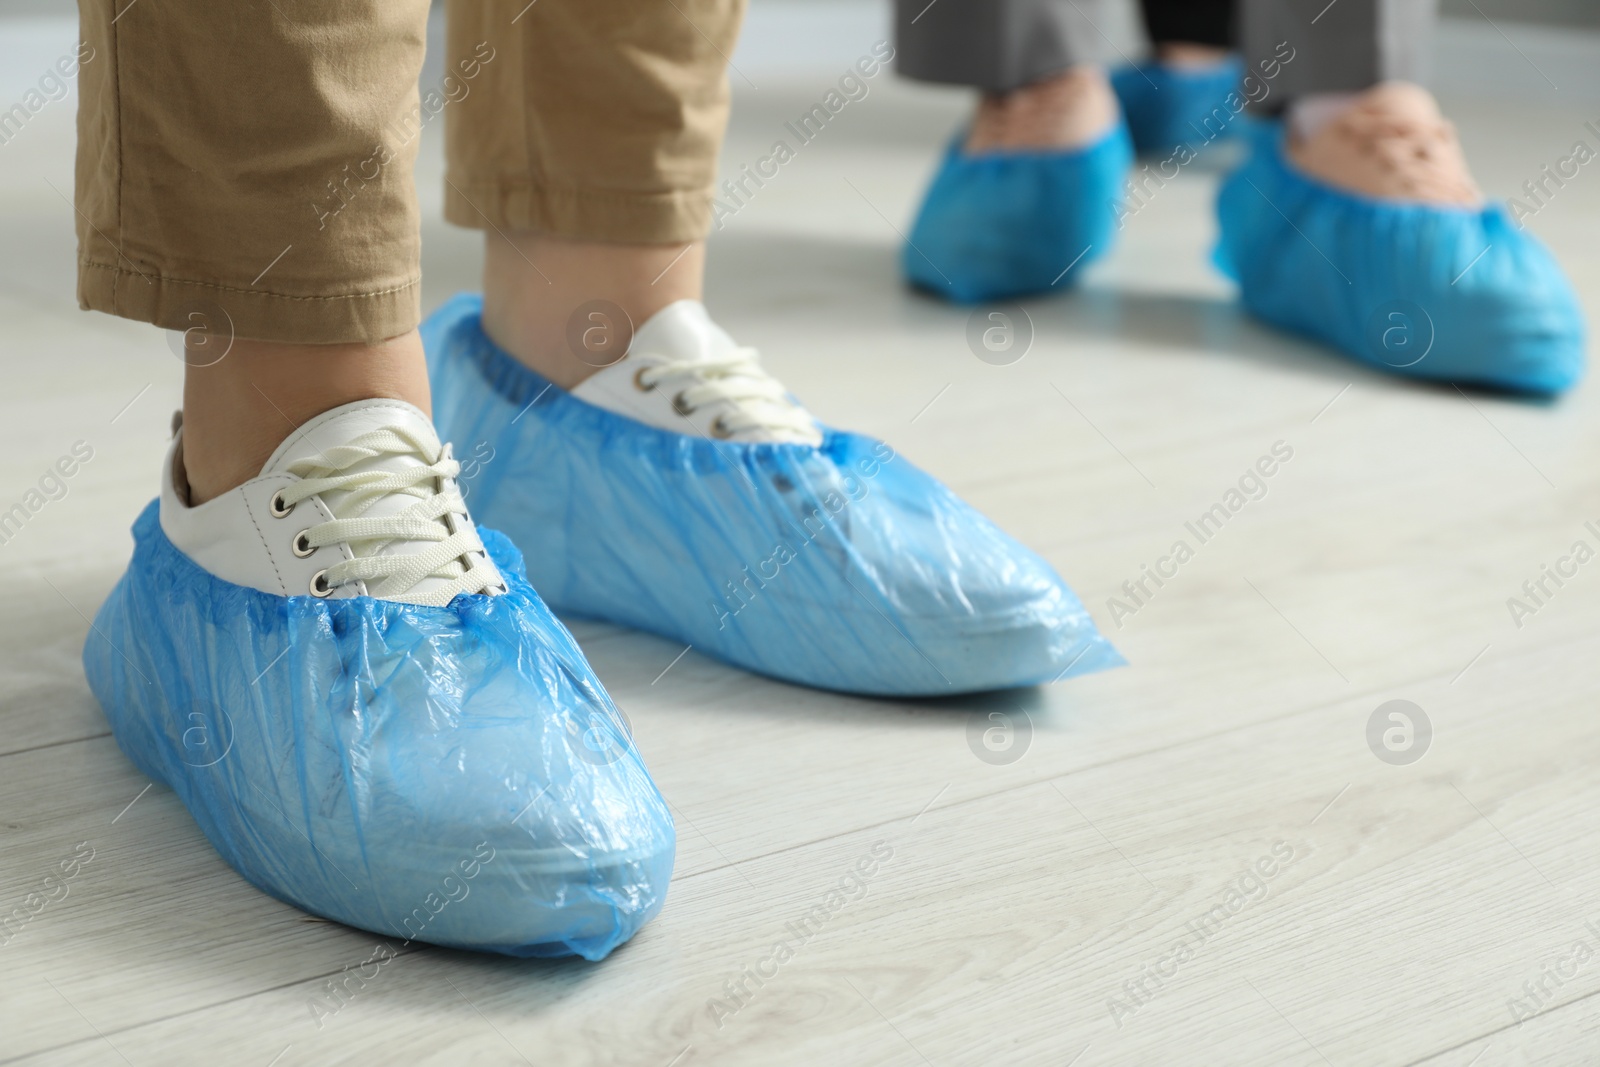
[[269, 490, 295, 518], [633, 367, 656, 392], [291, 530, 315, 558], [672, 392, 695, 417], [309, 570, 332, 598], [710, 415, 733, 440]]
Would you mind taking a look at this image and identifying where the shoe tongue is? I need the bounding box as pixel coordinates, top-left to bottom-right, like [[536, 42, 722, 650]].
[[259, 399, 487, 599], [616, 300, 822, 446], [630, 300, 741, 365]]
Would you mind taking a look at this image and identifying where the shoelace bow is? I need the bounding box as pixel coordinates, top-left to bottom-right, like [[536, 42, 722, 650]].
[[277, 426, 502, 601], [636, 349, 818, 440]]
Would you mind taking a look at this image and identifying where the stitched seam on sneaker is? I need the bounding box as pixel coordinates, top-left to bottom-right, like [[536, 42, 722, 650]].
[[240, 488, 287, 597]]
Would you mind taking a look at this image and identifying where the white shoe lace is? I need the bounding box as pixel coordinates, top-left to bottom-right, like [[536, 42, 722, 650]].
[[635, 349, 819, 443], [275, 425, 503, 604]]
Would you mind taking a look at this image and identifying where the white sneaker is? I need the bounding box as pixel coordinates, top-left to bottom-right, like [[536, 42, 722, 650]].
[[160, 399, 504, 607], [571, 300, 823, 446]]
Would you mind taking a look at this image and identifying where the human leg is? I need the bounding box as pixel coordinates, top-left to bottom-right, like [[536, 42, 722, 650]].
[[75, 0, 673, 958], [443, 0, 738, 389], [1111, 0, 1244, 156], [424, 0, 1123, 694], [894, 0, 1131, 302], [1217, 0, 1584, 392]]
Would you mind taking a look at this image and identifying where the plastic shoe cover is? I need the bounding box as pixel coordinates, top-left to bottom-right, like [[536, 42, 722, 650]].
[[83, 503, 674, 960], [1110, 57, 1245, 156], [902, 123, 1134, 304], [1216, 122, 1586, 395], [424, 295, 1124, 697]]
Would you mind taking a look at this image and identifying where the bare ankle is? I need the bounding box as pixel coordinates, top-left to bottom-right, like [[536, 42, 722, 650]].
[[481, 233, 704, 390], [1287, 82, 1481, 206], [1155, 42, 1232, 70], [965, 65, 1116, 154], [181, 330, 430, 504]]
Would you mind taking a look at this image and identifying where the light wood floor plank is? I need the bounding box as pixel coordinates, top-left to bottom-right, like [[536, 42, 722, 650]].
[[5, 12, 1600, 1065]]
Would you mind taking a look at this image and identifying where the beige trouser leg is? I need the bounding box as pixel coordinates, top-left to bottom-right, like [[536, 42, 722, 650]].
[[74, 0, 432, 344], [74, 0, 745, 344], [445, 0, 745, 244]]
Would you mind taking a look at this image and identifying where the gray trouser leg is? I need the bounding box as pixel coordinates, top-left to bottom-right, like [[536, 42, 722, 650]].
[[1240, 0, 1438, 112], [897, 0, 1437, 106], [894, 0, 1114, 93]]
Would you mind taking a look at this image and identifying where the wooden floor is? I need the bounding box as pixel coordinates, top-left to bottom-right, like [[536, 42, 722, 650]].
[[5, 7, 1600, 1066]]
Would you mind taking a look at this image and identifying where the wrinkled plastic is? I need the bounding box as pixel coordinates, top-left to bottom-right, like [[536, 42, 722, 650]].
[[902, 124, 1134, 304], [1216, 121, 1585, 395], [1111, 57, 1245, 156], [83, 503, 674, 960], [424, 295, 1124, 697]]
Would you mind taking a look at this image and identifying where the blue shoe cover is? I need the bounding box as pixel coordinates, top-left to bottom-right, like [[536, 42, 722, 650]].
[[83, 502, 674, 960], [902, 123, 1134, 304], [1111, 57, 1245, 156], [423, 296, 1123, 697], [1216, 122, 1586, 395]]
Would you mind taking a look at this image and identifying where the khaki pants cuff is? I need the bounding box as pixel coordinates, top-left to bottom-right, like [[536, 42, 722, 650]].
[[444, 176, 712, 245], [77, 261, 422, 345]]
